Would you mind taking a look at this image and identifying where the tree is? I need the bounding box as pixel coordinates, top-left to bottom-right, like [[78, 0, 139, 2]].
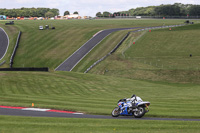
[[0, 7, 59, 17], [64, 11, 70, 16], [37, 8, 50, 17], [6, 10, 17, 17], [50, 8, 59, 16], [73, 11, 78, 14], [189, 5, 200, 16], [103, 11, 111, 17], [45, 11, 54, 18], [113, 12, 120, 16], [30, 8, 37, 17], [96, 12, 102, 17]]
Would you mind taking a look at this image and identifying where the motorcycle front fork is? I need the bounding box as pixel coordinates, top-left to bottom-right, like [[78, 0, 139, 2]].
[[145, 104, 149, 112]]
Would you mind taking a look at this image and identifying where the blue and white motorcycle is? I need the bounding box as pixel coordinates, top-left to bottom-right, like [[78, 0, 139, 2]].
[[112, 94, 150, 118]]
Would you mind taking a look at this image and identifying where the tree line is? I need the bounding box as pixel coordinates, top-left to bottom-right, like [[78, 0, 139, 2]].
[[0, 7, 59, 18], [64, 11, 79, 16], [96, 3, 200, 17]]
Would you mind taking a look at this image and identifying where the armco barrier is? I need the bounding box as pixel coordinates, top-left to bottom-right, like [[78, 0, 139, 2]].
[[10, 31, 21, 68], [84, 32, 130, 73], [111, 32, 130, 54], [0, 67, 49, 72], [84, 24, 185, 73]]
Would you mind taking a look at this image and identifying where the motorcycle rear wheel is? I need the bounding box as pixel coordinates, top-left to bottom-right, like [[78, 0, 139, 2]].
[[111, 107, 120, 117], [133, 106, 145, 118]]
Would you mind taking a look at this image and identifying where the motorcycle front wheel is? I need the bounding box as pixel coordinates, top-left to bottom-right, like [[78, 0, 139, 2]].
[[133, 106, 145, 118], [111, 107, 120, 117]]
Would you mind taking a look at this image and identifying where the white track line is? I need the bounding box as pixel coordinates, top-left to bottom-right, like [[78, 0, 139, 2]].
[[55, 30, 104, 71], [55, 25, 185, 71], [69, 33, 112, 71], [22, 108, 51, 112], [73, 113, 84, 115], [0, 27, 9, 61]]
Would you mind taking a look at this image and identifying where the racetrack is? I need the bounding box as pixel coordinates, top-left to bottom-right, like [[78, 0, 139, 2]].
[[0, 27, 9, 60], [55, 25, 184, 71], [0, 107, 199, 121], [55, 27, 142, 71]]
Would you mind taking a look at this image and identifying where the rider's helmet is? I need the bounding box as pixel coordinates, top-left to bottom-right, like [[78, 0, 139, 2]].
[[131, 94, 136, 98], [130, 94, 143, 102]]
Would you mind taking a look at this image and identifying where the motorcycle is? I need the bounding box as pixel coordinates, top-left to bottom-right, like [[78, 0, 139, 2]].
[[111, 94, 150, 118]]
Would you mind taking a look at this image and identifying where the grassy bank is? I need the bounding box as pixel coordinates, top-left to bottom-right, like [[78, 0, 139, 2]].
[[72, 29, 137, 72], [0, 23, 19, 68], [0, 19, 184, 70], [89, 23, 200, 83], [1, 19, 200, 132], [0, 71, 200, 119]]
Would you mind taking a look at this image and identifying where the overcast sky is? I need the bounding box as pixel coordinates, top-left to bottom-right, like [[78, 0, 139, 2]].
[[0, 0, 200, 17]]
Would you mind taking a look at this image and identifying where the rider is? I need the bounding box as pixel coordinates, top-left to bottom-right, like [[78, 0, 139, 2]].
[[126, 95, 137, 109], [126, 94, 143, 109], [120, 94, 143, 113]]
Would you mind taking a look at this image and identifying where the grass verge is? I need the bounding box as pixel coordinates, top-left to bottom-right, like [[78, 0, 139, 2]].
[[89, 23, 200, 84], [73, 29, 137, 72], [0, 23, 19, 68], [0, 115, 200, 133], [0, 71, 200, 119], [0, 19, 184, 70]]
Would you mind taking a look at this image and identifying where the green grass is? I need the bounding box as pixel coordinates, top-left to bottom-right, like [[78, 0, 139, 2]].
[[89, 23, 200, 83], [0, 23, 19, 68], [73, 29, 137, 72], [0, 71, 200, 119], [1, 19, 200, 132], [1, 115, 200, 133], [0, 19, 184, 70]]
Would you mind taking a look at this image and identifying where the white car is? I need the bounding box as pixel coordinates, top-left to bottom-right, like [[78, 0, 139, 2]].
[[39, 26, 43, 30]]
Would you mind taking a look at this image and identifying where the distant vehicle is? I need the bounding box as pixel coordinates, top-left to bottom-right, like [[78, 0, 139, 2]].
[[0, 15, 6, 20], [37, 17, 44, 20], [39, 26, 43, 30], [45, 25, 49, 29], [5, 21, 14, 25]]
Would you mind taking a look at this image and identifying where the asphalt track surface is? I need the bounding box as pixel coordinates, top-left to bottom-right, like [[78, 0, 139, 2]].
[[0, 28, 9, 60], [55, 27, 142, 71], [0, 108, 200, 121], [55, 25, 184, 71]]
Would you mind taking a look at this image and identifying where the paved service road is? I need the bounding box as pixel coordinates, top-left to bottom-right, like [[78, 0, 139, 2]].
[[0, 28, 9, 60], [1, 108, 200, 121], [55, 27, 142, 71]]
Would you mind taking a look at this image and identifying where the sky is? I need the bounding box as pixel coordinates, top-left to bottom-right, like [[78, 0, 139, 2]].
[[0, 0, 200, 17]]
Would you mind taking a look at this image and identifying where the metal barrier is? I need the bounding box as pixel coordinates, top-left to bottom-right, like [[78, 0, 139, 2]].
[[84, 24, 186, 73], [0, 67, 49, 72], [10, 31, 21, 68], [84, 32, 130, 73]]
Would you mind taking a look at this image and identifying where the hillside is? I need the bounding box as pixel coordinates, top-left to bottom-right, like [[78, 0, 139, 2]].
[[0, 71, 200, 118], [0, 19, 184, 70], [1, 19, 200, 133], [89, 23, 200, 84], [0, 19, 200, 119]]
